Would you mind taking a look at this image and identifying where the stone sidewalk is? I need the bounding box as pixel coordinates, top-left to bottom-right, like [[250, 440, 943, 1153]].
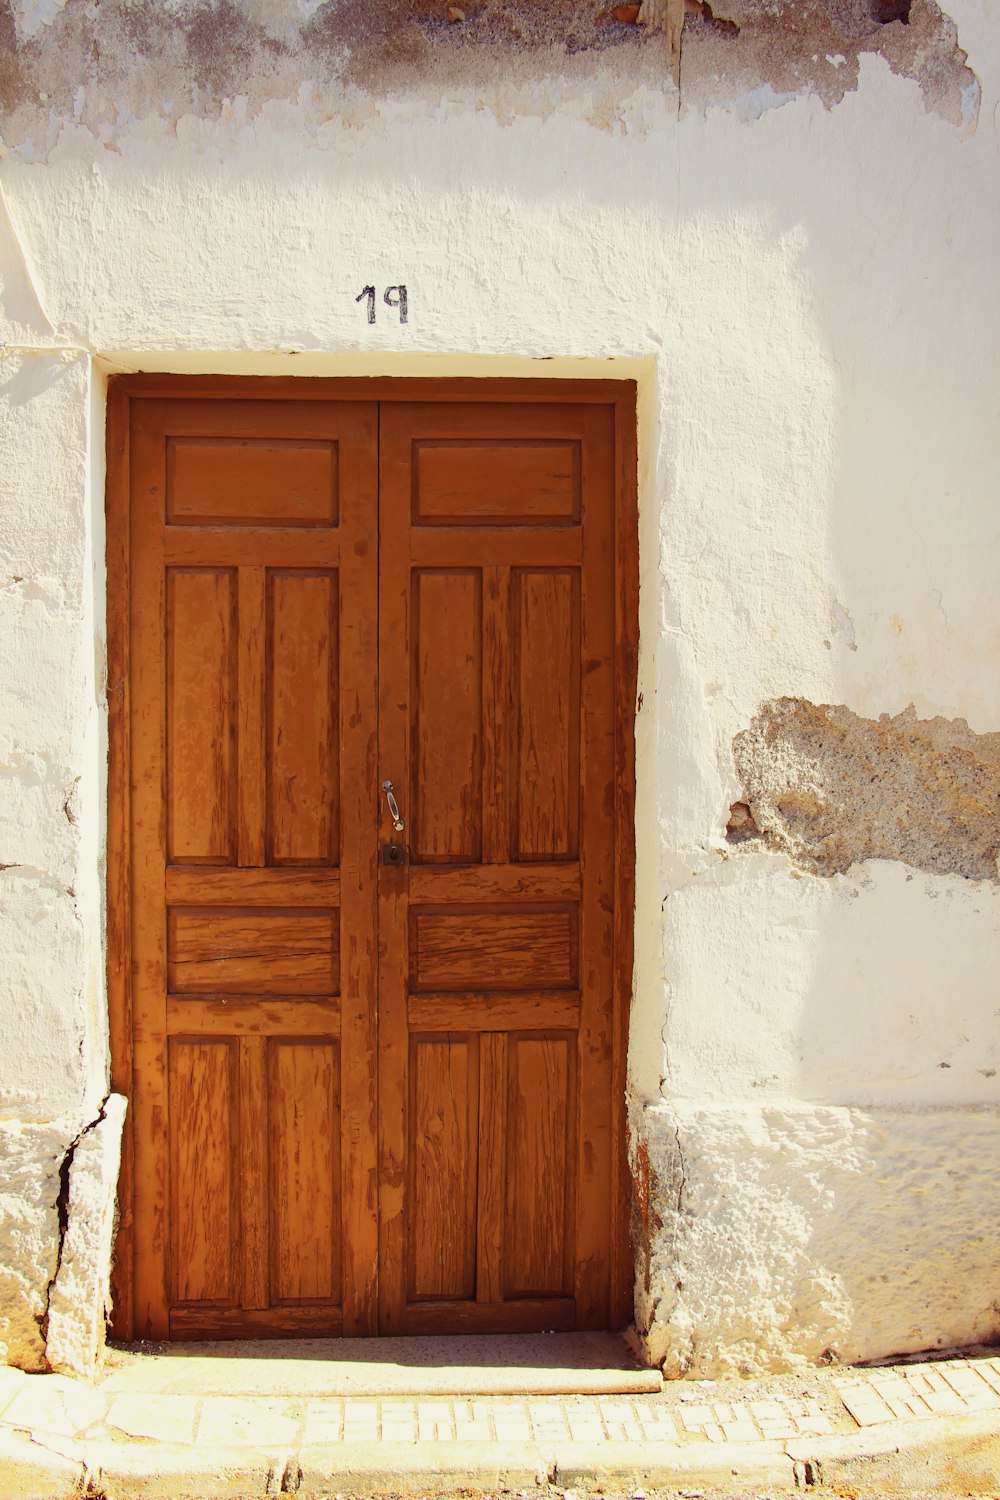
[[2, 1344, 1000, 1497]]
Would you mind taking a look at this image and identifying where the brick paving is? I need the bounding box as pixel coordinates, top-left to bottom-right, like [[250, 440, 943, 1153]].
[[834, 1355, 1000, 1429], [1, 1352, 999, 1454]]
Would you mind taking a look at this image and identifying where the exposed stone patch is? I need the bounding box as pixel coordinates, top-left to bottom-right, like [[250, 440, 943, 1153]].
[[0, 0, 978, 156], [730, 698, 1000, 882]]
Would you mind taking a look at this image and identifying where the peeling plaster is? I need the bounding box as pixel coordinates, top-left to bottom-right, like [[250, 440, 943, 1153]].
[[729, 698, 1000, 882], [0, 0, 980, 157]]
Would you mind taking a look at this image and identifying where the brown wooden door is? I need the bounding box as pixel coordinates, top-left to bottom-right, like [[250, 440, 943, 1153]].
[[119, 382, 631, 1341]]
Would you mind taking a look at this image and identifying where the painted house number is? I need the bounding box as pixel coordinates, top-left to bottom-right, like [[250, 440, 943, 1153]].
[[356, 284, 409, 325]]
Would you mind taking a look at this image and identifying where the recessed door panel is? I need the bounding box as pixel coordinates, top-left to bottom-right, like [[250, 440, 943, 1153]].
[[168, 1038, 239, 1305], [269, 1039, 342, 1304], [411, 569, 482, 863], [267, 569, 340, 866], [166, 567, 237, 865], [407, 1034, 479, 1302]]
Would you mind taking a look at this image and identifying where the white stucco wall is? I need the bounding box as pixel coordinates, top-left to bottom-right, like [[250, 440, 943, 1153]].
[[0, 0, 997, 1373]]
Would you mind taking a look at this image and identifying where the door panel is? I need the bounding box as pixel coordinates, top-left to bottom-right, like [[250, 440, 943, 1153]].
[[512, 568, 580, 860], [267, 569, 340, 864], [377, 401, 616, 1334], [269, 1039, 342, 1304], [130, 398, 378, 1339], [504, 1032, 576, 1299], [407, 1034, 479, 1302], [165, 567, 237, 863], [411, 569, 483, 863], [123, 386, 626, 1342], [167, 1038, 238, 1305]]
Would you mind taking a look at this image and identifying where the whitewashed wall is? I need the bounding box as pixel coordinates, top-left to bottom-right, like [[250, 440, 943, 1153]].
[[0, 0, 997, 1374]]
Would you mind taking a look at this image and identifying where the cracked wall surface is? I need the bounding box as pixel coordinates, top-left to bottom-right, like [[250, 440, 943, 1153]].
[[730, 698, 1000, 881], [0, 1099, 125, 1375]]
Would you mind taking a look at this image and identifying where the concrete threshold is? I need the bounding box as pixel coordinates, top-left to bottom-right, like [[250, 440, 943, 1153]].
[[2, 1339, 1000, 1498], [99, 1331, 665, 1397]]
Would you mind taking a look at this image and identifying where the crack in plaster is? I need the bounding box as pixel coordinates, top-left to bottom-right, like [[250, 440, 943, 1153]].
[[35, 1093, 109, 1364], [672, 1120, 687, 1219]]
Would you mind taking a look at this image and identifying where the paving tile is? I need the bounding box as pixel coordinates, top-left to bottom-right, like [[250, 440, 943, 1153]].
[[301, 1399, 345, 1444], [528, 1401, 571, 1441], [791, 1415, 834, 1435], [195, 1397, 301, 1447], [678, 1402, 714, 1429], [491, 1402, 532, 1442], [417, 1400, 454, 1441], [880, 1393, 924, 1420], [2, 1386, 95, 1439], [449, 1399, 493, 1441], [379, 1401, 418, 1443], [597, 1399, 641, 1443], [941, 1366, 1000, 1403], [871, 1377, 915, 1403], [974, 1362, 1000, 1396], [721, 1419, 759, 1442], [836, 1384, 895, 1426], [343, 1399, 380, 1442], [454, 1416, 493, 1440], [105, 1394, 200, 1443], [757, 1416, 799, 1439], [921, 1388, 966, 1414], [634, 1406, 678, 1442], [566, 1407, 608, 1442]]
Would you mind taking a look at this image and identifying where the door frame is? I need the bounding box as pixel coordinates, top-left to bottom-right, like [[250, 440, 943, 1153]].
[[105, 373, 638, 1339]]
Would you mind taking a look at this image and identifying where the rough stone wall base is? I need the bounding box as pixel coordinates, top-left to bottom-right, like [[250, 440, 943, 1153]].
[[632, 1100, 1000, 1377], [0, 1122, 64, 1370], [0, 1096, 126, 1376], [46, 1094, 127, 1377]]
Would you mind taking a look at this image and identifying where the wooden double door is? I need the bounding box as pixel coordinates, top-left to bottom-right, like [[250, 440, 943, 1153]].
[[110, 379, 636, 1341]]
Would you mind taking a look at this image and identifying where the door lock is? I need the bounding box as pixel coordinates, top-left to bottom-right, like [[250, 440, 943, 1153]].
[[383, 841, 406, 866]]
